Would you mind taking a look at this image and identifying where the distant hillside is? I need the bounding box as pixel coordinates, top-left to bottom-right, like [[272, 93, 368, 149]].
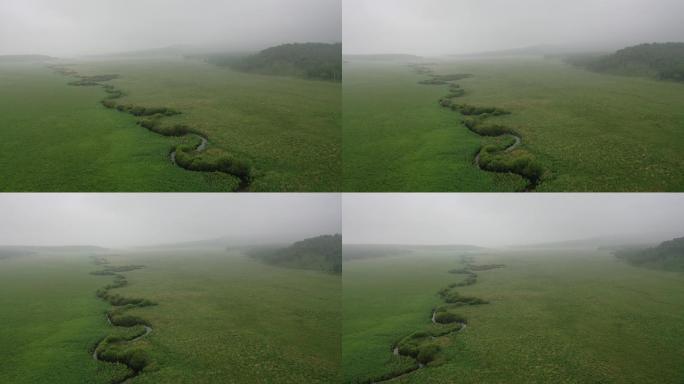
[[205, 43, 341, 81], [0, 247, 35, 260], [343, 244, 413, 261], [615, 236, 684, 271], [343, 54, 423, 62], [248, 234, 341, 274], [567, 43, 684, 81], [343, 244, 485, 261], [0, 54, 55, 63], [0, 245, 108, 260]]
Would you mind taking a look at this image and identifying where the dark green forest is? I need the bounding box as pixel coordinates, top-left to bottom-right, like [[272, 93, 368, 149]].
[[203, 43, 342, 81], [567, 43, 684, 81], [248, 234, 342, 274], [615, 236, 684, 271]]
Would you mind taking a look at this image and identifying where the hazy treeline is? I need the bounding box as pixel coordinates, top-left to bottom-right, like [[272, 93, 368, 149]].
[[567, 43, 684, 81], [202, 42, 342, 81], [615, 236, 684, 271], [247, 234, 342, 274]]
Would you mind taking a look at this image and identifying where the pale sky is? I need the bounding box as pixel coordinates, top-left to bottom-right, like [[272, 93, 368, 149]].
[[343, 194, 684, 247], [0, 194, 340, 247], [343, 0, 684, 55], [0, 0, 341, 56]]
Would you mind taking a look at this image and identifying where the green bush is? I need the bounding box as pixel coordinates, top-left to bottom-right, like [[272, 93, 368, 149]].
[[110, 314, 150, 327], [418, 78, 446, 85], [101, 100, 117, 109], [454, 104, 510, 116], [417, 344, 440, 364], [434, 311, 466, 324]]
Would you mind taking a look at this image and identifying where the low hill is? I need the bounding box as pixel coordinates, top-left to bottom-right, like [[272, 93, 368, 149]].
[[0, 247, 35, 260], [0, 245, 108, 260], [205, 43, 341, 81], [343, 54, 423, 62], [567, 42, 684, 81], [343, 244, 413, 261], [247, 234, 341, 274], [343, 244, 485, 261], [615, 236, 684, 271], [0, 54, 55, 63]]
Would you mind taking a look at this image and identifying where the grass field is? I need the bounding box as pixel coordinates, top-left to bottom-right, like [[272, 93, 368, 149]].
[[0, 249, 341, 383], [0, 58, 340, 191], [343, 58, 684, 191], [342, 247, 684, 383]]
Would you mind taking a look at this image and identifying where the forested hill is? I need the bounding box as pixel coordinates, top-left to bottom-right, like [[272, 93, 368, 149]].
[[615, 236, 684, 271], [568, 43, 684, 81], [204, 43, 342, 81], [247, 234, 342, 274]]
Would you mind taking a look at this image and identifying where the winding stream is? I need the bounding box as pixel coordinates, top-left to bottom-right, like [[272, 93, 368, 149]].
[[411, 64, 540, 191], [90, 260, 156, 384], [369, 262, 502, 383], [170, 134, 208, 165], [48, 65, 251, 191], [474, 133, 521, 168]]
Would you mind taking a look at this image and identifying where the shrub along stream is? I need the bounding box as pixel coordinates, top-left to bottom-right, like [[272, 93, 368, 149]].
[[367, 261, 504, 383], [412, 64, 545, 191], [90, 257, 156, 384], [49, 65, 252, 191]]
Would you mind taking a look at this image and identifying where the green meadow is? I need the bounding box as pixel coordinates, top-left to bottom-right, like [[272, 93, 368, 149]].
[[0, 249, 341, 383], [0, 58, 340, 191], [342, 247, 684, 383], [343, 58, 684, 191]]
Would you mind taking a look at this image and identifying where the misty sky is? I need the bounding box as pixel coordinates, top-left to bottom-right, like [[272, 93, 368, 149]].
[[0, 194, 340, 247], [343, 0, 684, 55], [343, 194, 684, 247], [0, 0, 341, 56]]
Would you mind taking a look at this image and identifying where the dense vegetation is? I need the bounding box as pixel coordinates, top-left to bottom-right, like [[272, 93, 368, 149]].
[[206, 43, 342, 81], [413, 64, 545, 190], [363, 262, 502, 383], [615, 236, 684, 271], [51, 66, 253, 191], [91, 260, 156, 382], [568, 43, 684, 81], [0, 248, 341, 383], [343, 248, 684, 383], [249, 234, 342, 274], [0, 58, 340, 191], [344, 58, 684, 191], [0, 252, 132, 383]]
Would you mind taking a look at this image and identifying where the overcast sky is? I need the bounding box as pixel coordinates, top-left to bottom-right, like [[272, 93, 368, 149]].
[[0, 194, 340, 248], [343, 0, 684, 55], [0, 0, 341, 56], [343, 194, 684, 247]]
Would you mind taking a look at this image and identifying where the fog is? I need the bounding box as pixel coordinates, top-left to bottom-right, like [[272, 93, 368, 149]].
[[343, 194, 684, 247], [0, 0, 341, 56], [0, 194, 340, 248], [343, 0, 684, 56]]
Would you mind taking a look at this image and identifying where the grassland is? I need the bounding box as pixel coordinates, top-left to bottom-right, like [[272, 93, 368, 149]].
[[0, 252, 130, 383], [343, 61, 525, 191], [0, 57, 340, 191], [0, 248, 341, 383], [343, 247, 684, 383], [343, 57, 684, 191]]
